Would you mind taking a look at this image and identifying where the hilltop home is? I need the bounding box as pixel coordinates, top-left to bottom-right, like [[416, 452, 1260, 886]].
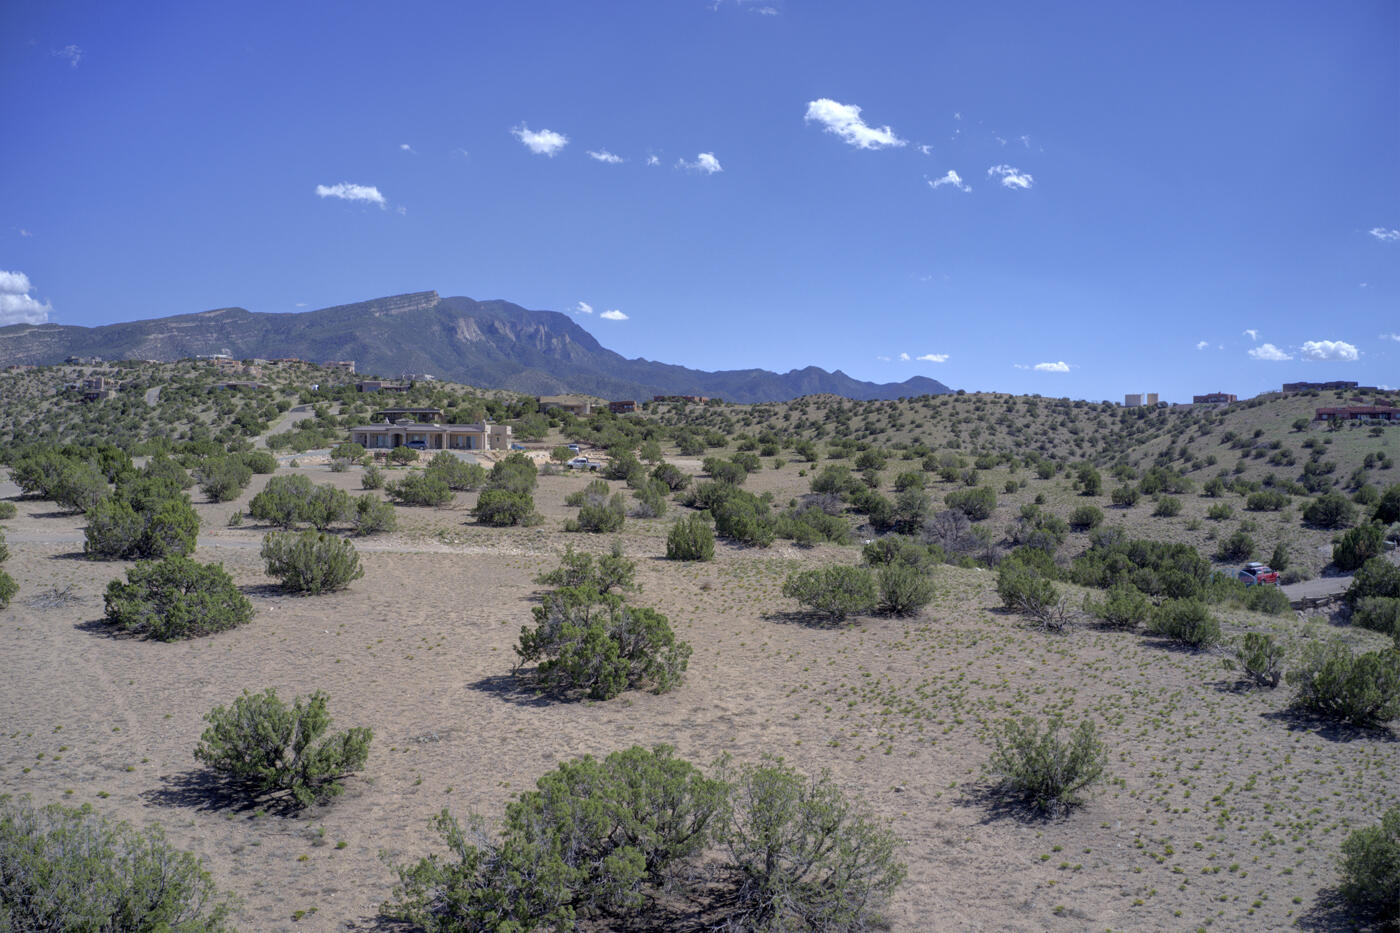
[[1192, 392, 1237, 405], [350, 417, 512, 451], [608, 400, 637, 414], [1284, 381, 1359, 393], [537, 395, 593, 416], [323, 360, 356, 373], [356, 380, 411, 393], [1314, 404, 1398, 423]]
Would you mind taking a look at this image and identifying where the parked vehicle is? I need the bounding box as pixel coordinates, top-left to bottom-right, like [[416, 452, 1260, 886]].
[[510, 444, 526, 450], [1237, 562, 1279, 586], [568, 457, 600, 471], [406, 440, 427, 450]]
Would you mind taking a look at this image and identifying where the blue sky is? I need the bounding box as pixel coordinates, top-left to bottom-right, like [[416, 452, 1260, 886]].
[[2, 0, 1396, 400]]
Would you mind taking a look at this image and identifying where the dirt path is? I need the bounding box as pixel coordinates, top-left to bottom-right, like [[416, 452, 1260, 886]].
[[253, 404, 316, 449], [1280, 549, 1399, 601], [143, 386, 160, 407]]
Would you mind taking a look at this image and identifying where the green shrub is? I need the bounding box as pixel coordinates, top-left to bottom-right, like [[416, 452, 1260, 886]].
[[103, 556, 253, 640], [666, 513, 715, 561], [1225, 631, 1283, 688], [944, 486, 996, 521], [1287, 640, 1400, 727], [570, 493, 626, 533], [386, 473, 452, 507], [350, 494, 397, 536], [0, 570, 16, 610], [49, 460, 109, 514], [1152, 495, 1182, 517], [1148, 598, 1220, 649], [84, 490, 199, 561], [1215, 530, 1256, 562], [781, 565, 877, 622], [0, 527, 7, 564], [473, 489, 536, 526], [0, 501, 15, 520], [1082, 582, 1151, 630], [1246, 490, 1289, 512], [142, 454, 194, 488], [425, 452, 486, 491], [535, 543, 637, 594], [862, 535, 931, 570], [389, 445, 419, 464], [1353, 597, 1400, 638], [1068, 505, 1103, 530], [195, 457, 252, 503], [239, 449, 278, 474], [260, 531, 363, 594], [1242, 583, 1291, 615], [249, 474, 314, 528], [996, 556, 1060, 621], [1338, 805, 1400, 926], [986, 715, 1107, 814], [1375, 484, 1400, 524], [1334, 523, 1386, 573], [630, 479, 669, 518], [1206, 503, 1233, 521], [516, 587, 690, 699], [1347, 557, 1400, 607], [195, 689, 371, 808], [302, 484, 352, 529], [0, 797, 233, 932], [487, 454, 538, 495], [651, 461, 690, 491], [1303, 491, 1356, 529], [711, 488, 776, 547], [329, 442, 366, 462], [385, 746, 728, 933], [1110, 485, 1141, 507], [876, 563, 934, 616], [361, 464, 385, 489], [716, 756, 906, 932]]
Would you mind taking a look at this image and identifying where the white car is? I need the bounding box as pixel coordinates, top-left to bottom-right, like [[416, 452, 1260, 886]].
[[568, 457, 599, 470]]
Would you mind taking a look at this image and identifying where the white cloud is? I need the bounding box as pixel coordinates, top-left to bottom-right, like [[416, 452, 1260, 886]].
[[574, 301, 593, 314], [1033, 361, 1070, 373], [1381, 333, 1400, 342], [929, 170, 970, 193], [600, 309, 628, 321], [399, 143, 415, 154], [918, 144, 933, 156], [54, 44, 82, 67], [876, 355, 892, 362], [677, 152, 722, 174], [295, 302, 307, 308], [988, 164, 1033, 189], [917, 353, 949, 363], [898, 352, 911, 361], [587, 150, 624, 164], [19, 229, 32, 238], [1369, 227, 1400, 242], [645, 155, 660, 166], [1012, 363, 1029, 370], [1243, 328, 1259, 341], [1248, 343, 1291, 361], [1299, 339, 1359, 362], [315, 182, 386, 207], [0, 270, 52, 325], [512, 124, 568, 156], [803, 99, 906, 150], [1195, 340, 1210, 350]]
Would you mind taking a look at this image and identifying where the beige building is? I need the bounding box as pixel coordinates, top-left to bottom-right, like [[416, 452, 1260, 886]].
[[537, 395, 593, 416], [351, 417, 511, 452]]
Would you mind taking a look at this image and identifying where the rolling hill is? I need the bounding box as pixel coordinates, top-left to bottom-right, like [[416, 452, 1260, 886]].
[[0, 291, 951, 404]]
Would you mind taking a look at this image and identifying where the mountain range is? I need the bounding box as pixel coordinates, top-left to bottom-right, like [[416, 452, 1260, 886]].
[[0, 290, 952, 403]]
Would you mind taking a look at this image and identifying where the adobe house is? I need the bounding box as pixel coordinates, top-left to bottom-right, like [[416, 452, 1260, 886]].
[[356, 380, 411, 393], [1314, 404, 1398, 423], [350, 416, 512, 451], [1192, 392, 1237, 404], [608, 400, 637, 414], [537, 395, 593, 416]]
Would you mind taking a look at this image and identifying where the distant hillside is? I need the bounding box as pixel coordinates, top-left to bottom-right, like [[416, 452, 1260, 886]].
[[0, 291, 952, 404]]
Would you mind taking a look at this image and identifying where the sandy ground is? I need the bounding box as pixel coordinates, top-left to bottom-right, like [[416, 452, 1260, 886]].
[[1, 461, 1397, 932]]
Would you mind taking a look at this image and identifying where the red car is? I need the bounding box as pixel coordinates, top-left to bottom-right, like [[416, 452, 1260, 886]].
[[1237, 562, 1279, 586]]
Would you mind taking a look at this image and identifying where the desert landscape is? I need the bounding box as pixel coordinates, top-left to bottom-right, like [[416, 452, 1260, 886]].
[[2, 374, 1398, 930]]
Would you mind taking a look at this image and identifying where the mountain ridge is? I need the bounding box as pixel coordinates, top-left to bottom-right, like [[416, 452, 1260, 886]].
[[0, 290, 952, 403]]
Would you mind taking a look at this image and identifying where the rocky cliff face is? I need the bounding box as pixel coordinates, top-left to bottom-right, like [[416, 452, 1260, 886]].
[[0, 292, 952, 403]]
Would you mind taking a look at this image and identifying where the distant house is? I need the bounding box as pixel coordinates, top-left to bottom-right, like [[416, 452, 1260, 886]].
[[356, 380, 411, 393], [1124, 393, 1159, 407], [81, 376, 115, 401], [371, 407, 445, 423], [537, 395, 593, 416], [401, 372, 435, 382], [1284, 380, 1359, 393], [1192, 392, 1237, 405], [210, 381, 263, 391], [652, 395, 712, 404], [323, 360, 356, 373], [350, 419, 511, 452], [608, 400, 637, 414], [1314, 404, 1398, 423], [65, 355, 102, 365]]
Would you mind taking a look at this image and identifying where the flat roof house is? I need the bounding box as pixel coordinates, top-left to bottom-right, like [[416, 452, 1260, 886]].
[[1193, 392, 1237, 405], [537, 395, 593, 416], [351, 418, 512, 452], [1314, 404, 1398, 423], [608, 400, 637, 414]]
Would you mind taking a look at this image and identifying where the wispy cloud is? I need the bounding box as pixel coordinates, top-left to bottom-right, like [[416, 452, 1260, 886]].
[[0, 270, 52, 325], [587, 150, 624, 164], [677, 152, 722, 174], [1381, 333, 1400, 342], [804, 99, 905, 150], [399, 143, 415, 154], [1195, 340, 1210, 350], [53, 44, 82, 67], [918, 144, 933, 156], [645, 155, 660, 166], [1368, 227, 1400, 242], [512, 124, 568, 156], [1033, 361, 1070, 373], [898, 352, 911, 361], [600, 309, 628, 321], [1248, 343, 1291, 361], [1243, 329, 1259, 341], [574, 301, 594, 314], [315, 182, 386, 207], [18, 229, 32, 238], [1299, 339, 1359, 362], [929, 170, 970, 193], [987, 164, 1033, 189], [917, 353, 949, 363]]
